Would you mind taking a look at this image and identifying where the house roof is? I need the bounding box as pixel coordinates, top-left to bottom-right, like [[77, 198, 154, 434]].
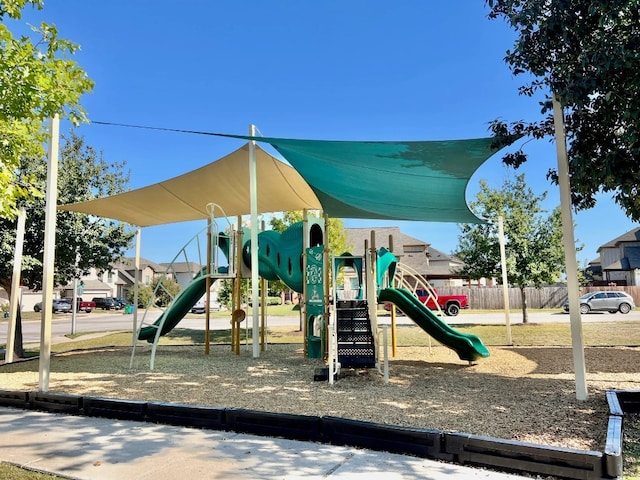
[[76, 279, 111, 291], [160, 262, 202, 274], [598, 226, 640, 250], [345, 227, 463, 277], [345, 227, 425, 256], [116, 257, 165, 273]]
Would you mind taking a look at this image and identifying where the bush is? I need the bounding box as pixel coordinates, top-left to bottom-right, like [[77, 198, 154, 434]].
[[248, 296, 282, 306]]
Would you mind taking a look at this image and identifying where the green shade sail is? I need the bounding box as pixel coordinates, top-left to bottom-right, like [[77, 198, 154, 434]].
[[222, 134, 504, 223]]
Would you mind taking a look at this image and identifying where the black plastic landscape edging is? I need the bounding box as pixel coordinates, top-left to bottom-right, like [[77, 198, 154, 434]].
[[603, 389, 640, 479], [0, 388, 636, 479]]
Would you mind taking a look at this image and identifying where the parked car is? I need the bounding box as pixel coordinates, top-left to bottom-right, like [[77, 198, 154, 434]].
[[190, 300, 222, 314], [92, 297, 122, 310], [113, 297, 128, 309], [33, 299, 72, 313], [563, 291, 636, 314]]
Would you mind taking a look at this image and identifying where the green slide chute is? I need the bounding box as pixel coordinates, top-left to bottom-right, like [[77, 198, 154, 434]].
[[138, 221, 308, 342], [378, 287, 489, 362], [138, 270, 216, 342]]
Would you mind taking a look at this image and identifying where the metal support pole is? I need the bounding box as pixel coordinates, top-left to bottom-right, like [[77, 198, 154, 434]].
[[132, 227, 141, 347], [39, 115, 60, 392], [552, 93, 588, 401], [249, 125, 260, 358], [7, 207, 26, 363], [498, 216, 512, 345]]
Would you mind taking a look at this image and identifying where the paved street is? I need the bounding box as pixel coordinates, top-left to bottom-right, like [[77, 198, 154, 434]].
[[2, 308, 638, 346]]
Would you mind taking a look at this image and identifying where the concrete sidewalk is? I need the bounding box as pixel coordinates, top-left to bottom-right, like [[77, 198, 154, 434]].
[[0, 408, 531, 480]]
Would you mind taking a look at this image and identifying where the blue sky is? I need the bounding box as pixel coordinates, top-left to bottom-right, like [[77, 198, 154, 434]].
[[18, 1, 638, 266]]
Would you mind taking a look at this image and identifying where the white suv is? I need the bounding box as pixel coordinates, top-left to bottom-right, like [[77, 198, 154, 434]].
[[564, 291, 635, 314]]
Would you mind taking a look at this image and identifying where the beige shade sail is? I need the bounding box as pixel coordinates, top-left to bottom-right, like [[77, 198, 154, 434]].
[[58, 143, 322, 227]]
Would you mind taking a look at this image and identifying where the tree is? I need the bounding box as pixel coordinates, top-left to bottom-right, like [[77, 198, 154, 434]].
[[1, 0, 94, 217], [0, 133, 134, 356], [454, 174, 568, 323], [128, 284, 153, 308], [150, 276, 181, 307], [486, 1, 640, 220]]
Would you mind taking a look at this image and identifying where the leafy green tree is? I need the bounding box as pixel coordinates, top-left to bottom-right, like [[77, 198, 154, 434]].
[[0, 133, 134, 356], [454, 174, 568, 323], [217, 278, 250, 308], [151, 276, 181, 307], [486, 0, 640, 220], [1, 0, 94, 217], [128, 284, 153, 308]]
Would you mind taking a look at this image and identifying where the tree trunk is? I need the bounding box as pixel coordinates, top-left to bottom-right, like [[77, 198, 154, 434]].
[[0, 278, 25, 359], [14, 308, 25, 358], [520, 286, 528, 324]]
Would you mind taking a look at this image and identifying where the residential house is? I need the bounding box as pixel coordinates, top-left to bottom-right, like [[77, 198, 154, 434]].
[[111, 257, 168, 299], [60, 266, 124, 300], [596, 227, 640, 286], [345, 227, 470, 288], [159, 262, 202, 289]]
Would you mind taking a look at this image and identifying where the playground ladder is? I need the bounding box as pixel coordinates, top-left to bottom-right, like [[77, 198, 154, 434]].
[[334, 300, 376, 369]]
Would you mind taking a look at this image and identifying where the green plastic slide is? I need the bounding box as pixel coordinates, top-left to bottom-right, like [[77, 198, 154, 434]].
[[378, 288, 489, 362], [138, 272, 215, 342]]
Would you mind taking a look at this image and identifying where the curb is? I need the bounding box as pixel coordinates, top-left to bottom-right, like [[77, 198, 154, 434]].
[[0, 388, 635, 479]]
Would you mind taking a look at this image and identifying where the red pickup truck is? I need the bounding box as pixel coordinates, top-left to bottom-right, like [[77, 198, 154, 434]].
[[64, 297, 95, 313], [385, 288, 469, 316]]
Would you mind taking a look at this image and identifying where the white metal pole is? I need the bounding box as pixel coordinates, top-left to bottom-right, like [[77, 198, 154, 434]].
[[71, 276, 78, 335], [552, 93, 588, 401], [39, 115, 60, 391], [249, 125, 260, 358], [498, 216, 512, 345], [132, 227, 141, 346], [71, 250, 80, 335], [382, 325, 389, 384], [7, 207, 26, 363]]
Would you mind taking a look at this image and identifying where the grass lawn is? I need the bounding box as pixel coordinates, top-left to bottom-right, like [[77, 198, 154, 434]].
[[0, 463, 67, 479], [17, 319, 638, 354]]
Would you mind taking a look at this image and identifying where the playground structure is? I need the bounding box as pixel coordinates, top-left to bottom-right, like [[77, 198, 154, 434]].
[[131, 205, 328, 369], [54, 135, 504, 374], [131, 203, 489, 375]]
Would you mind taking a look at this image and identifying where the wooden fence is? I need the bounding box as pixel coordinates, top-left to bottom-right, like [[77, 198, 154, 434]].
[[434, 285, 640, 310]]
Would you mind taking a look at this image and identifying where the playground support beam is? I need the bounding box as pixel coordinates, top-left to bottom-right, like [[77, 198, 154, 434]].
[[39, 115, 60, 392], [302, 210, 309, 356], [6, 207, 26, 363], [388, 234, 397, 358], [205, 225, 212, 354], [323, 213, 330, 359], [368, 231, 378, 361], [552, 93, 587, 401], [249, 124, 260, 358], [233, 216, 243, 354], [132, 228, 141, 347], [497, 216, 512, 346]]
